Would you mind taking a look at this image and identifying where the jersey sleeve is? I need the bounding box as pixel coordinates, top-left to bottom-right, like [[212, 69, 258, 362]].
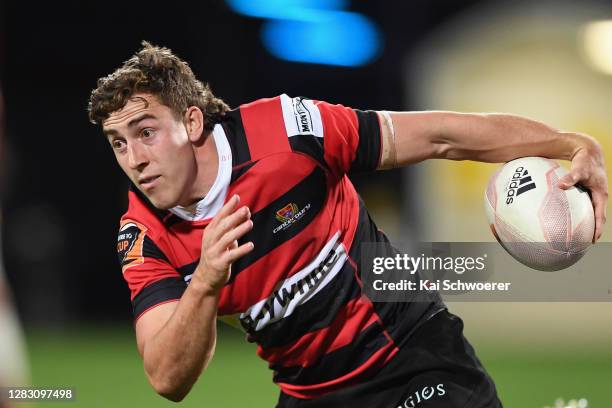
[[279, 94, 382, 177], [117, 219, 186, 320]]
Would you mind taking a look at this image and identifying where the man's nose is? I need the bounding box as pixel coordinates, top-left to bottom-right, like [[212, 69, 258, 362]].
[[127, 141, 148, 170]]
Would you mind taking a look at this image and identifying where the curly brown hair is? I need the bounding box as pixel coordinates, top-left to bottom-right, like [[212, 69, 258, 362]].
[[88, 41, 229, 129]]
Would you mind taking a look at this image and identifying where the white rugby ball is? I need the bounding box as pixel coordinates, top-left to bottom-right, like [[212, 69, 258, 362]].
[[484, 157, 594, 271]]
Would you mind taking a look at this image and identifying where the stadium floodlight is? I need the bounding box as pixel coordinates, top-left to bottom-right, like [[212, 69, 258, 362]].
[[225, 0, 348, 20], [261, 10, 381, 67], [225, 0, 382, 67]]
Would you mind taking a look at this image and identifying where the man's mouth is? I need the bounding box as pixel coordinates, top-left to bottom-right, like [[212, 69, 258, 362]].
[[139, 175, 160, 190]]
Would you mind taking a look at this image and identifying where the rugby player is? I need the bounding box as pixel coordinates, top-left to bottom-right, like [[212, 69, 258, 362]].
[[88, 42, 607, 407]]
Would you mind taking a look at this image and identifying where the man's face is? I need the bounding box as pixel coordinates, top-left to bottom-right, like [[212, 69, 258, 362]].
[[103, 93, 197, 209]]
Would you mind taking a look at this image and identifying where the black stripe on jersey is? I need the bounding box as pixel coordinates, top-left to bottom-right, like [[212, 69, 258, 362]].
[[228, 165, 327, 282], [351, 197, 444, 344], [132, 277, 186, 318], [350, 110, 381, 174], [142, 236, 171, 263], [288, 135, 328, 171], [230, 161, 257, 184], [177, 261, 198, 278], [222, 109, 251, 167], [272, 321, 389, 385], [246, 262, 361, 349]]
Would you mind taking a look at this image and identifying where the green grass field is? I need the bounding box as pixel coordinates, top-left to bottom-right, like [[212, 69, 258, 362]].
[[25, 324, 612, 407]]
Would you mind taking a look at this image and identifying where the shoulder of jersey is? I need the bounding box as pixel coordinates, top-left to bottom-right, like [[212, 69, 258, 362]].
[[120, 189, 169, 239], [236, 94, 325, 159], [116, 190, 172, 271]]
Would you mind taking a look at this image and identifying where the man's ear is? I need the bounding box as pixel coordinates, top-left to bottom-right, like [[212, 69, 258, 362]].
[[184, 106, 205, 142]]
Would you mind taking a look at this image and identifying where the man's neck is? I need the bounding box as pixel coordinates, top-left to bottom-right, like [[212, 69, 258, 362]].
[[181, 129, 219, 207]]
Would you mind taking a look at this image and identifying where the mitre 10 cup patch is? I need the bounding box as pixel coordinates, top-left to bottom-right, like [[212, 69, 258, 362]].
[[117, 220, 147, 272]]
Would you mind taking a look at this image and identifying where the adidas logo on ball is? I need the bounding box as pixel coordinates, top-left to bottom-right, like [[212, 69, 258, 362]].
[[485, 157, 594, 271], [505, 166, 536, 204]]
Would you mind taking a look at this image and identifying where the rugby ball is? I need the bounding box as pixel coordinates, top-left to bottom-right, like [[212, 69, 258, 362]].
[[484, 157, 594, 271]]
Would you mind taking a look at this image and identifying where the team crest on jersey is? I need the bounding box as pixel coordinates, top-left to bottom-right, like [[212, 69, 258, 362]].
[[117, 220, 147, 272], [276, 203, 299, 222], [273, 203, 311, 234]]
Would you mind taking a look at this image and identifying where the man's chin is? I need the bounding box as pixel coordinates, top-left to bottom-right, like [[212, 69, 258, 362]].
[[142, 193, 176, 210], [150, 199, 175, 210]]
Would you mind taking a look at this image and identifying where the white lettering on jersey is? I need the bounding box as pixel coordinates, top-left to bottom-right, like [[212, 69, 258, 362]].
[[239, 231, 346, 331], [280, 94, 324, 138]]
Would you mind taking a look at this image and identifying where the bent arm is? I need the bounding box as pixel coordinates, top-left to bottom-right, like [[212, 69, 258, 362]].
[[134, 195, 254, 402], [135, 280, 219, 402]]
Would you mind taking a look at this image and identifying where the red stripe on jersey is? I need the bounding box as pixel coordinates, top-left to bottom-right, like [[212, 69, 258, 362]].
[[258, 295, 377, 366], [124, 257, 182, 301], [240, 96, 290, 160], [226, 153, 318, 216], [277, 342, 399, 399], [348, 253, 398, 346], [166, 222, 205, 263], [315, 101, 359, 177]]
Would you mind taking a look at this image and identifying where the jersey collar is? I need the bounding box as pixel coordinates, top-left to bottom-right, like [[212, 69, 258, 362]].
[[169, 124, 232, 221]]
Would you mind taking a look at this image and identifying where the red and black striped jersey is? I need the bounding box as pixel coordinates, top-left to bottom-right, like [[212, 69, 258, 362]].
[[116, 95, 444, 399]]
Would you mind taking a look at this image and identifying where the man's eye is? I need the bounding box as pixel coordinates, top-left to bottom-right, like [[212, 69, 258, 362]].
[[112, 140, 125, 149], [143, 129, 155, 138]]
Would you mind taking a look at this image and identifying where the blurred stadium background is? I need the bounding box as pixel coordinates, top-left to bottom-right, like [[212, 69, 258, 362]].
[[1, 0, 612, 406]]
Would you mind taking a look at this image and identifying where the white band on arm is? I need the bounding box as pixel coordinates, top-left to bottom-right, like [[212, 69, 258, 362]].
[[380, 111, 397, 169]]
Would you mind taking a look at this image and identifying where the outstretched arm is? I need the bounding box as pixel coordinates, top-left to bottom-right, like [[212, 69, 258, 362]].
[[377, 111, 608, 241]]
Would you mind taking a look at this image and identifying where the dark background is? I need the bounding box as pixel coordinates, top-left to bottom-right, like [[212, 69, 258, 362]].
[[2, 0, 487, 324]]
